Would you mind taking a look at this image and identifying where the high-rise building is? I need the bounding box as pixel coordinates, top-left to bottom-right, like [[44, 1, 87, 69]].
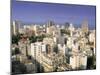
[[70, 54, 87, 70], [12, 21, 21, 35], [65, 22, 70, 29], [40, 52, 66, 72], [81, 19, 89, 34], [69, 23, 75, 37], [18, 38, 30, 56], [46, 21, 56, 35], [47, 21, 54, 27], [58, 44, 68, 55], [89, 31, 95, 43], [43, 37, 55, 54], [31, 42, 46, 60]]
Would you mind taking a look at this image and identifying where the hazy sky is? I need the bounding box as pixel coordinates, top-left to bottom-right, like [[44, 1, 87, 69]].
[[11, 0, 96, 28]]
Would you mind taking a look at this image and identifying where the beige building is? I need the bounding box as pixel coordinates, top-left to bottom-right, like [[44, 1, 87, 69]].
[[18, 39, 31, 56], [40, 52, 66, 72], [43, 37, 55, 53], [70, 53, 87, 70], [81, 19, 89, 34]]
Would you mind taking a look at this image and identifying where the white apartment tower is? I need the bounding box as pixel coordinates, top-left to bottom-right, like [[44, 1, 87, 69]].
[[12, 21, 20, 35], [69, 23, 75, 37], [31, 42, 46, 62], [70, 54, 87, 70]]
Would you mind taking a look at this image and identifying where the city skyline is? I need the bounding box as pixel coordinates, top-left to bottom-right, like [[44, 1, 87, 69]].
[[11, 1, 96, 74], [11, 0, 96, 29]]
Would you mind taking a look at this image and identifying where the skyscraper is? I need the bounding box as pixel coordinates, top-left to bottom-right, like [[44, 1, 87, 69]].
[[81, 19, 89, 34], [65, 22, 70, 29], [47, 21, 54, 27], [12, 21, 21, 35]]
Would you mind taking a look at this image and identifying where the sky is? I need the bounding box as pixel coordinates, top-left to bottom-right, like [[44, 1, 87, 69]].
[[11, 0, 96, 29]]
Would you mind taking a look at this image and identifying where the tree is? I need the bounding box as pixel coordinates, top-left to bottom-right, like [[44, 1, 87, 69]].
[[29, 36, 37, 43], [87, 56, 96, 69], [12, 34, 21, 44], [15, 48, 20, 54], [61, 29, 70, 35], [29, 35, 46, 43]]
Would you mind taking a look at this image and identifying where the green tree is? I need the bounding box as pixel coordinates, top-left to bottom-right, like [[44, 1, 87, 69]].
[[87, 56, 96, 69], [14, 48, 20, 55], [12, 34, 21, 44], [61, 29, 70, 35], [29, 34, 46, 43], [29, 36, 37, 43]]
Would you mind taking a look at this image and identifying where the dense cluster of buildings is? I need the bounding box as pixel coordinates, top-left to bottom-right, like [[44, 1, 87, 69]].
[[11, 20, 96, 74]]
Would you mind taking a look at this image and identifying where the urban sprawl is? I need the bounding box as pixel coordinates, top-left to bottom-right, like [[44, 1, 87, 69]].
[[11, 20, 96, 74]]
